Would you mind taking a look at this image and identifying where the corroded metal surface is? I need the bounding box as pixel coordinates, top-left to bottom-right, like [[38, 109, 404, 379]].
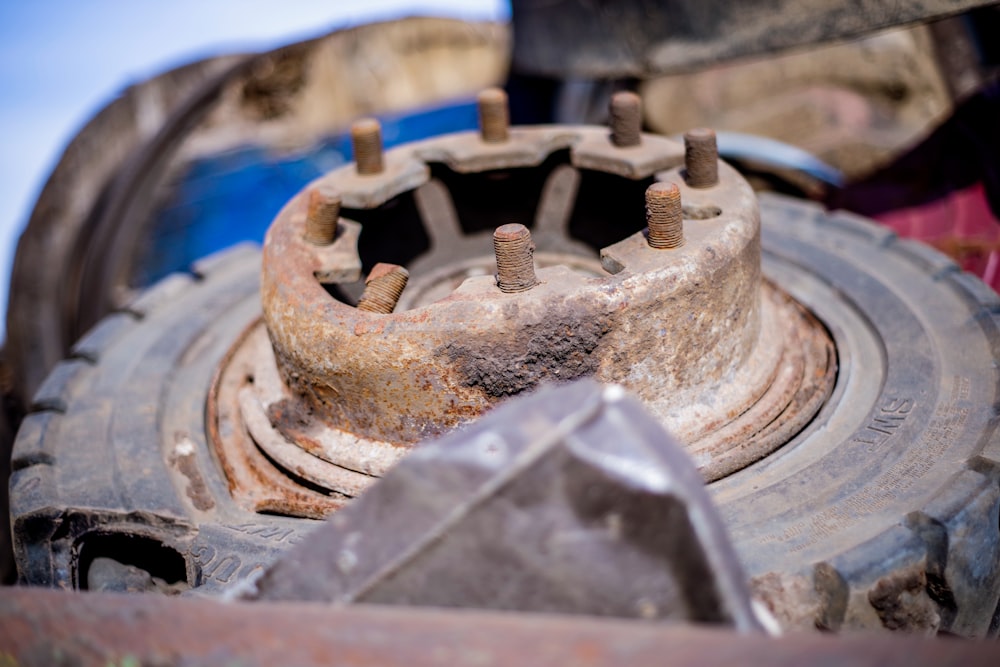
[[207, 319, 348, 518], [4, 588, 998, 667], [214, 281, 831, 505]]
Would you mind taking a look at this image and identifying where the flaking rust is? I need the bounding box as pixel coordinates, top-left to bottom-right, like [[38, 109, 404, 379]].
[[436, 303, 612, 398]]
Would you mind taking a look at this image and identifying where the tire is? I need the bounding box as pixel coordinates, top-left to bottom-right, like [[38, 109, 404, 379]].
[[735, 194, 1000, 636], [9, 243, 307, 595], [10, 194, 1000, 635]]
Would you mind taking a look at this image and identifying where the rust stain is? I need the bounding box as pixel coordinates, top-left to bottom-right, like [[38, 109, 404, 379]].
[[437, 309, 612, 399], [208, 319, 345, 520]]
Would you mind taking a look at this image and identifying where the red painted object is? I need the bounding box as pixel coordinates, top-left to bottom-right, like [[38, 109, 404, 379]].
[[874, 182, 1000, 291], [828, 79, 1000, 293]]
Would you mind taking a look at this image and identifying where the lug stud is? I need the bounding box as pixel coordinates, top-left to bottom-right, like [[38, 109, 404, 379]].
[[684, 128, 718, 188], [610, 91, 642, 148], [304, 189, 341, 245], [494, 224, 538, 293], [646, 182, 684, 249], [478, 88, 510, 144], [351, 118, 384, 175], [357, 263, 408, 313]]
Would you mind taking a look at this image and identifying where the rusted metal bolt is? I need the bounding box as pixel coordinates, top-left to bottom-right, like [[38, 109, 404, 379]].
[[478, 88, 509, 143], [304, 189, 341, 245], [494, 223, 538, 293], [684, 128, 719, 188], [609, 91, 642, 148], [646, 182, 684, 249], [351, 118, 384, 175], [357, 263, 409, 314]]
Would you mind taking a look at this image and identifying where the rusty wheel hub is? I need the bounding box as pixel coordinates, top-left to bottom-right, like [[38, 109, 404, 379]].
[[211, 90, 835, 517]]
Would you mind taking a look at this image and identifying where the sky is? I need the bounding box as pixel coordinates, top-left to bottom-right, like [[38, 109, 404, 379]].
[[0, 1, 508, 341]]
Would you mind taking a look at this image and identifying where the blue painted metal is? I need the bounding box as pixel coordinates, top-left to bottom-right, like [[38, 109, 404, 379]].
[[135, 99, 480, 285]]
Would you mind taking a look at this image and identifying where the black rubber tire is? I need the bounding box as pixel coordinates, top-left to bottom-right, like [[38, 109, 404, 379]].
[[9, 195, 1000, 635], [9, 243, 311, 595], [739, 194, 1000, 636]]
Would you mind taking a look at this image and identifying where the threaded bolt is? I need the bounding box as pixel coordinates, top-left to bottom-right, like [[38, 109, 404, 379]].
[[304, 189, 341, 245], [478, 88, 509, 143], [494, 224, 537, 293], [351, 118, 384, 175], [646, 182, 684, 249], [609, 91, 642, 148], [684, 128, 718, 188], [357, 263, 409, 314]]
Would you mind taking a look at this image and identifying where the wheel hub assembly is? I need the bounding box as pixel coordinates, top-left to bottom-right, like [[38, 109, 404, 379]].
[[211, 89, 834, 517]]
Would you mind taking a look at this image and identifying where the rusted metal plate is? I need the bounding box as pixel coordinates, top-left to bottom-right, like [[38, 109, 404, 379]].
[[1, 587, 998, 666], [207, 318, 347, 519]]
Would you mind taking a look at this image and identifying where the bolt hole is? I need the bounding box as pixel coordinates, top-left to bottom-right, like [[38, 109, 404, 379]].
[[683, 205, 722, 220]]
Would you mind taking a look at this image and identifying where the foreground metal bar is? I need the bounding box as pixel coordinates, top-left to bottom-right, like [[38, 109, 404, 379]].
[[1, 587, 999, 666]]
